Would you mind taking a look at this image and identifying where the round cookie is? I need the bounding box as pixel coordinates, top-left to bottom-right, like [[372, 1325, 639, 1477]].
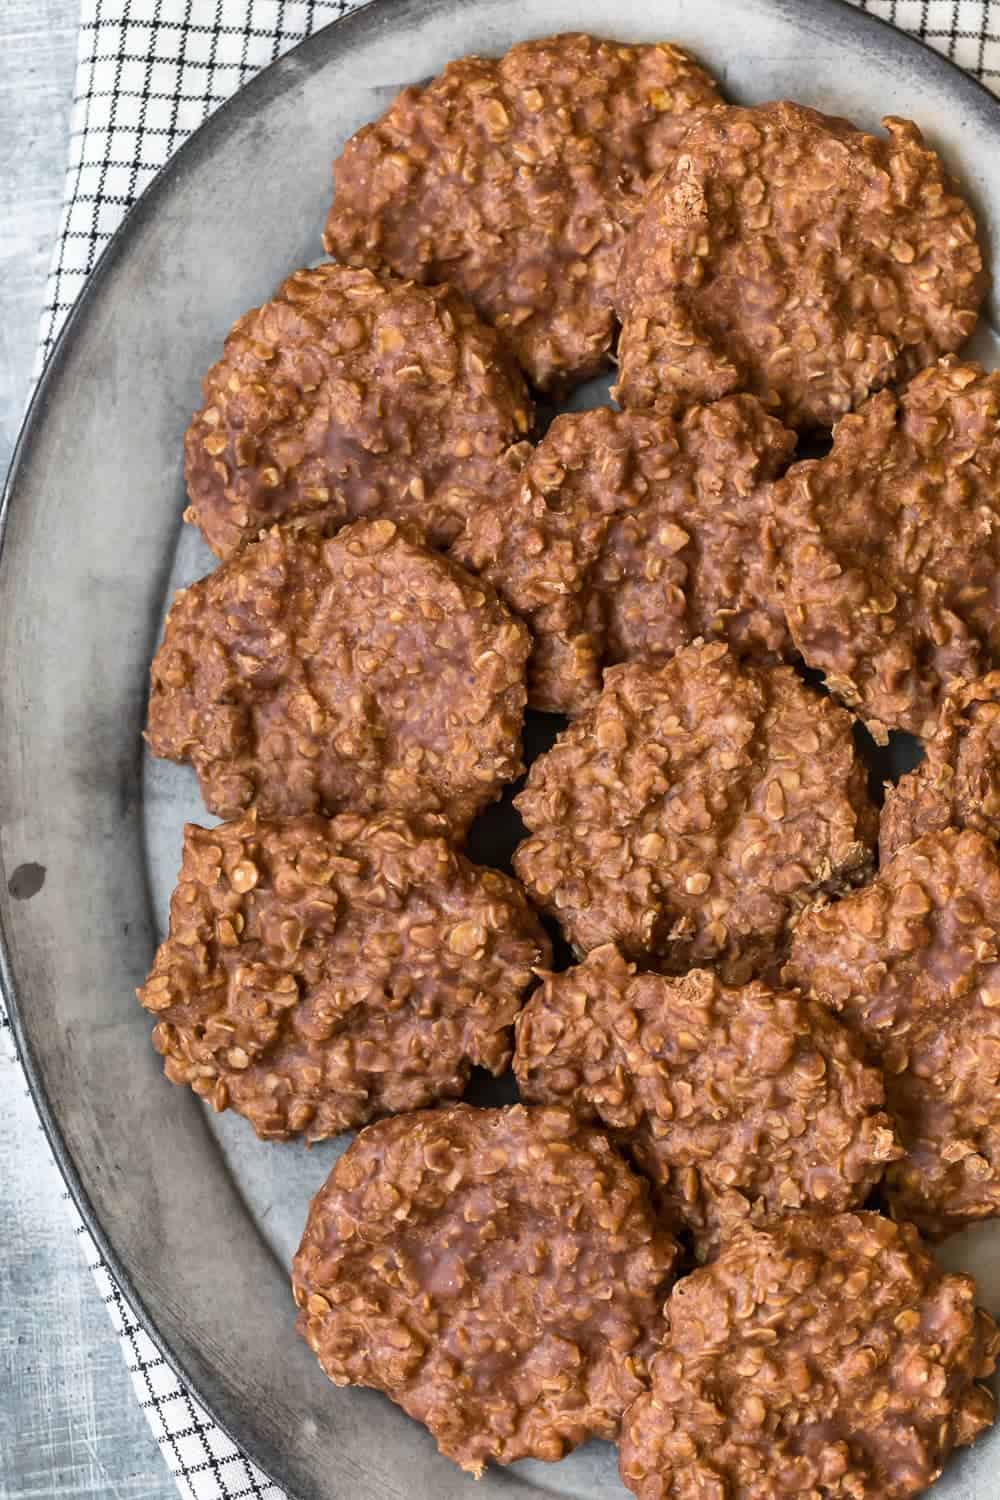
[[146, 519, 530, 836], [766, 361, 1000, 740], [513, 640, 876, 981], [324, 33, 723, 391], [451, 397, 795, 715], [614, 102, 986, 429], [292, 1104, 677, 1474], [514, 944, 900, 1258], [881, 672, 1000, 860], [184, 263, 532, 558], [139, 813, 550, 1141], [620, 1212, 999, 1500], [785, 827, 1000, 1239]]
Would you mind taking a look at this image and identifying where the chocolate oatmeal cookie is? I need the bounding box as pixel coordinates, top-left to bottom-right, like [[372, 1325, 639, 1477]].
[[184, 263, 532, 558], [293, 1104, 677, 1473], [786, 828, 1000, 1239], [767, 361, 1000, 740], [324, 33, 722, 391], [614, 102, 987, 428], [514, 945, 899, 1257], [451, 397, 795, 715], [139, 813, 549, 1140], [881, 672, 1000, 860], [620, 1212, 999, 1500], [513, 641, 876, 980], [146, 519, 529, 836]]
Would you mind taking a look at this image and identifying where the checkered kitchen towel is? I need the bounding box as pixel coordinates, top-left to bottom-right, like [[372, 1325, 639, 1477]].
[[7, 0, 1000, 1497]]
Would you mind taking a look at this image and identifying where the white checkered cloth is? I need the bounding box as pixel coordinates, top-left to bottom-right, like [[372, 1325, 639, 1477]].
[[4, 1, 1000, 1497]]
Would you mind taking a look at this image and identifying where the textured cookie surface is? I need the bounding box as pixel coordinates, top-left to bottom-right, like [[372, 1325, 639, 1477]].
[[786, 828, 1000, 1238], [146, 519, 529, 836], [514, 944, 899, 1256], [767, 361, 1000, 740], [513, 641, 876, 980], [620, 1212, 999, 1500], [452, 397, 795, 715], [139, 813, 550, 1140], [324, 33, 722, 391], [881, 672, 1000, 859], [184, 263, 532, 558], [293, 1104, 677, 1473], [615, 102, 986, 428]]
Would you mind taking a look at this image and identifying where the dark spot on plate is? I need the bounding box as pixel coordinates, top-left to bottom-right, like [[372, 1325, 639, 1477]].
[[8, 862, 46, 900], [463, 1066, 520, 1109], [792, 663, 924, 802], [853, 721, 924, 805], [794, 658, 830, 693], [463, 709, 567, 875], [534, 369, 616, 433], [793, 428, 834, 461]]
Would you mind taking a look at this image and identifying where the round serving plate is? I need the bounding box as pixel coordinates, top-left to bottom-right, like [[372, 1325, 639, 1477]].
[[3, 2, 1000, 1496]]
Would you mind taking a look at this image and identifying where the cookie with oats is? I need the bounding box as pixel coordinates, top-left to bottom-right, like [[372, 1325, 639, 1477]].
[[184, 263, 532, 558], [293, 1104, 677, 1473], [615, 102, 986, 428], [139, 812, 549, 1140], [620, 1212, 999, 1500], [146, 518, 530, 838], [766, 360, 1000, 740], [786, 827, 1000, 1239], [514, 943, 899, 1257], [324, 33, 723, 391], [451, 396, 795, 715], [881, 672, 1000, 859], [513, 641, 876, 981]]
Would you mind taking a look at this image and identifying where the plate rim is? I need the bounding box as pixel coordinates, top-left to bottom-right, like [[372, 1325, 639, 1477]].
[[3, 2, 1000, 1496]]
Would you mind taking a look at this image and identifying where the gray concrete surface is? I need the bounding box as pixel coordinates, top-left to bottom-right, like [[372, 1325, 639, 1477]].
[[0, 3, 174, 1495]]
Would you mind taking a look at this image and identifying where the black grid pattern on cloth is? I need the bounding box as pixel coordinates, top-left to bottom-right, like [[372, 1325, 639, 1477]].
[[855, 0, 1000, 77], [74, 1211, 287, 1500], [36, 0, 358, 372], [0, 1003, 287, 1499], [11, 2, 1000, 1497]]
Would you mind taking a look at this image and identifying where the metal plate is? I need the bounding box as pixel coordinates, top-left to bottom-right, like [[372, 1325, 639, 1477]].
[[3, 2, 1000, 1496]]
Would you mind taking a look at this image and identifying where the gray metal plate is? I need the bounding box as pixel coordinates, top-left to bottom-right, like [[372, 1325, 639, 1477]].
[[3, 2, 1000, 1496]]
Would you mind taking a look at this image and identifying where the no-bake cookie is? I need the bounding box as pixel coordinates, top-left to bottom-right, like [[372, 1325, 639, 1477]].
[[786, 827, 1000, 1238], [614, 102, 986, 428], [514, 944, 899, 1256], [184, 263, 532, 558], [324, 33, 722, 390], [620, 1212, 999, 1500], [451, 397, 795, 715], [139, 812, 550, 1140], [513, 641, 876, 979], [766, 360, 1000, 740], [293, 1104, 677, 1472], [146, 519, 529, 837], [881, 672, 1000, 859]]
